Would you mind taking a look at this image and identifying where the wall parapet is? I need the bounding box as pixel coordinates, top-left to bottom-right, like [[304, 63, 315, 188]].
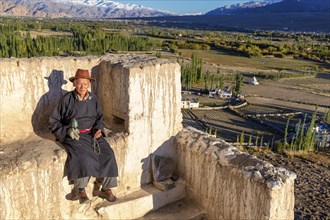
[[175, 127, 296, 220]]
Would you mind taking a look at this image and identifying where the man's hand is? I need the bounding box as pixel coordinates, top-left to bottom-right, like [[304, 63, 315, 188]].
[[68, 128, 80, 140], [94, 129, 102, 139]]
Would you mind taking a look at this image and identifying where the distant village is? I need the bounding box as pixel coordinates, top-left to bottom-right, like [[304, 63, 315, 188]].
[[182, 76, 259, 109], [181, 76, 330, 148]]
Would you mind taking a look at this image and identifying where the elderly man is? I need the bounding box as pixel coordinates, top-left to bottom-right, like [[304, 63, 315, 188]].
[[49, 69, 118, 204]]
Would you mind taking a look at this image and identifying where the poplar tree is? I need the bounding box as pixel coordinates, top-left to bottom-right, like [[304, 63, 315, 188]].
[[203, 70, 211, 91], [255, 136, 259, 146], [284, 117, 290, 145], [210, 74, 215, 90], [304, 107, 318, 151], [219, 74, 225, 90], [294, 119, 301, 150], [234, 73, 243, 96], [248, 134, 252, 146], [324, 109, 330, 123], [298, 114, 307, 150], [240, 131, 245, 146]]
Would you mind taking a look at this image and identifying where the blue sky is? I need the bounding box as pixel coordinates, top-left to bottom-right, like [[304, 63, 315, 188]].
[[120, 0, 250, 14]]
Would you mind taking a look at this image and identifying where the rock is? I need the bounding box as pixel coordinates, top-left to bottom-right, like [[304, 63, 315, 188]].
[[151, 155, 176, 182], [153, 179, 175, 191]]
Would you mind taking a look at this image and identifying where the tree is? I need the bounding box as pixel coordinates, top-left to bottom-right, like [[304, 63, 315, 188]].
[[203, 70, 211, 91], [255, 136, 259, 146], [290, 135, 295, 150], [191, 53, 203, 82], [248, 134, 252, 146], [155, 51, 162, 58], [210, 74, 215, 90], [169, 44, 178, 53], [298, 114, 307, 150], [240, 131, 245, 146], [179, 53, 203, 90], [234, 73, 243, 96], [218, 73, 224, 90], [304, 106, 318, 151], [260, 136, 264, 147], [324, 109, 330, 124], [284, 117, 290, 145]]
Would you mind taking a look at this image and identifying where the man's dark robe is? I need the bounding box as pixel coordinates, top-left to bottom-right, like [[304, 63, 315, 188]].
[[49, 90, 118, 181]]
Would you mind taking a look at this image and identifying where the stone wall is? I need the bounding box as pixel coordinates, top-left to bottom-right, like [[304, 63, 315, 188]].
[[175, 127, 296, 220], [95, 56, 182, 190]]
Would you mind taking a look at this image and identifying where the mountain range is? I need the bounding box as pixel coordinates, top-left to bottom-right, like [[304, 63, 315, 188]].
[[249, 0, 330, 13], [1, 0, 328, 19], [0, 0, 303, 18], [206, 0, 283, 15], [0, 0, 329, 32], [0, 0, 174, 18], [136, 0, 330, 32]]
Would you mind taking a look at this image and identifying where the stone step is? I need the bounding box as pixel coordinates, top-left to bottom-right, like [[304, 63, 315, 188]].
[[137, 198, 207, 220], [93, 181, 186, 219]]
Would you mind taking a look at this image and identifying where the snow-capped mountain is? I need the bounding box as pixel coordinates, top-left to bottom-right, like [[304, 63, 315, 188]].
[[206, 0, 283, 15], [206, 0, 330, 15], [52, 0, 153, 11], [0, 0, 176, 18]]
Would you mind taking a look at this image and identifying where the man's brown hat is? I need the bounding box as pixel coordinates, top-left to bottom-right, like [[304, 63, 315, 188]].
[[69, 69, 95, 82]]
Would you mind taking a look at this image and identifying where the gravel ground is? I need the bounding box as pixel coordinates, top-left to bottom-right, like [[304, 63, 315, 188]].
[[254, 150, 330, 220]]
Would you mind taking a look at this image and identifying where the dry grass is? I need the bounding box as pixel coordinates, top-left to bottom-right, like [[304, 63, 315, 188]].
[[283, 149, 308, 158], [298, 151, 330, 167], [243, 79, 330, 109], [178, 49, 329, 73]]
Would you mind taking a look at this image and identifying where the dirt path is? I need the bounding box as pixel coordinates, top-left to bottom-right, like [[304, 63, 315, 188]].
[[254, 151, 330, 220]]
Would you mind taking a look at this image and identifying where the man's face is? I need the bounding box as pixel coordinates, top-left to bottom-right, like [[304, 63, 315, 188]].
[[73, 78, 90, 97]]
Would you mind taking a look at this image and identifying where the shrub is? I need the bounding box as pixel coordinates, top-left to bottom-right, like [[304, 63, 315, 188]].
[[274, 141, 284, 153], [325, 109, 330, 124], [274, 52, 286, 58]]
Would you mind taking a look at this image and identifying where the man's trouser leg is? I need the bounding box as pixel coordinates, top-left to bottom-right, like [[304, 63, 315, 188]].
[[101, 177, 118, 191], [74, 177, 90, 189]]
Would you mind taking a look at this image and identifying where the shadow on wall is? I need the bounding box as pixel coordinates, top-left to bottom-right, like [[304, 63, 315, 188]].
[[91, 65, 100, 94], [31, 69, 68, 140]]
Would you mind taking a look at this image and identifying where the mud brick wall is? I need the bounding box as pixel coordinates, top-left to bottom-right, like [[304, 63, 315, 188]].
[[176, 127, 296, 220]]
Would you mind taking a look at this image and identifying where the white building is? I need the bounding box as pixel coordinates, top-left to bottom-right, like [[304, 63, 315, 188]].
[[209, 90, 217, 97], [250, 76, 259, 85], [218, 89, 232, 99], [182, 98, 200, 109], [295, 122, 330, 147], [315, 123, 330, 147]]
